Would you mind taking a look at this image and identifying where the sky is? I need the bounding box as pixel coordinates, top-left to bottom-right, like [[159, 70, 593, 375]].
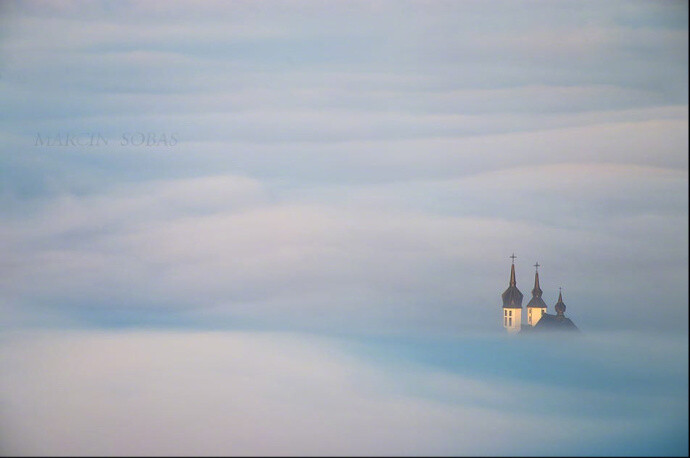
[[0, 0, 688, 455]]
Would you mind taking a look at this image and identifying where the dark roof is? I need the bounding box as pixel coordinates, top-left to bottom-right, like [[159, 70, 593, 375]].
[[502, 264, 523, 309], [527, 270, 547, 308], [526, 296, 547, 308], [554, 291, 566, 315], [532, 313, 579, 331]]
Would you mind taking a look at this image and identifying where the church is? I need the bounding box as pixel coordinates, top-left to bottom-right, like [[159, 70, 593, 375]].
[[501, 254, 579, 333]]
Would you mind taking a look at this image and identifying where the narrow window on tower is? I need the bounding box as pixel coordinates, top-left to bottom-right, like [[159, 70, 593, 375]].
[[508, 317, 512, 326]]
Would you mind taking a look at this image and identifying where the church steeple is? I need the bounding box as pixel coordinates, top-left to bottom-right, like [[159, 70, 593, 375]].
[[527, 263, 546, 306], [555, 287, 566, 317], [502, 254, 523, 309], [526, 262, 547, 326], [501, 254, 523, 333], [531, 262, 541, 297]]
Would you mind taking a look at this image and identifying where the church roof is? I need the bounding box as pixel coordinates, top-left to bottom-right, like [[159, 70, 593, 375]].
[[554, 290, 566, 315], [526, 269, 547, 308], [533, 313, 579, 331], [501, 263, 523, 309], [526, 296, 547, 308]]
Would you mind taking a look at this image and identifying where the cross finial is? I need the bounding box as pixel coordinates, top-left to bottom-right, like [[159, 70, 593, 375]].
[[534, 262, 540, 271], [510, 253, 517, 264], [559, 286, 562, 293]]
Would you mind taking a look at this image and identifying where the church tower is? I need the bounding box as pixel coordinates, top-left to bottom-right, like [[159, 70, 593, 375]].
[[554, 288, 566, 319], [526, 262, 547, 326], [501, 254, 523, 333]]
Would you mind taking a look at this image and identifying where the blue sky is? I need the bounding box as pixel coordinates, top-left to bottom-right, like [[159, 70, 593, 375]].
[[0, 0, 688, 455]]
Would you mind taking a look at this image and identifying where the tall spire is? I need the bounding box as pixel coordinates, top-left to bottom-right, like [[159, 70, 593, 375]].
[[532, 262, 541, 297], [526, 261, 547, 308], [502, 254, 523, 309]]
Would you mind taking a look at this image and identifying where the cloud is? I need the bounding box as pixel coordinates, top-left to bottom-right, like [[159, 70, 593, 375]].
[[0, 0, 686, 336], [0, 4, 686, 453], [0, 330, 686, 455], [0, 164, 686, 334]]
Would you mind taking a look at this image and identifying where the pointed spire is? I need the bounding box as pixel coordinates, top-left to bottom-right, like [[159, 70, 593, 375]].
[[501, 253, 522, 309], [502, 254, 523, 309], [526, 262, 547, 308], [532, 262, 542, 297], [555, 287, 566, 317]]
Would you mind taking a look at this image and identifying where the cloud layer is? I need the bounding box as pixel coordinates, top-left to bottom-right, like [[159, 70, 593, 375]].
[[0, 3, 687, 455], [0, 1, 688, 335], [0, 330, 687, 456], [0, 163, 686, 334]]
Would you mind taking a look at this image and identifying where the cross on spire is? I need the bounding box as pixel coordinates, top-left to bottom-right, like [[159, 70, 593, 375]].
[[510, 253, 517, 264], [534, 262, 540, 271]]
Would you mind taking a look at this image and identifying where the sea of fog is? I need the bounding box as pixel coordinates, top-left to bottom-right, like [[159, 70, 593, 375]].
[[0, 329, 687, 456]]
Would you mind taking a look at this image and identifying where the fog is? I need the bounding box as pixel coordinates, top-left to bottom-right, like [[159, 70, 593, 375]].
[[0, 1, 687, 455], [0, 330, 686, 456]]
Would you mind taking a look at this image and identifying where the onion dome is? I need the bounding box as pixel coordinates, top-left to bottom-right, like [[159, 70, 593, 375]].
[[501, 257, 523, 309], [526, 263, 547, 308], [555, 289, 566, 316]]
